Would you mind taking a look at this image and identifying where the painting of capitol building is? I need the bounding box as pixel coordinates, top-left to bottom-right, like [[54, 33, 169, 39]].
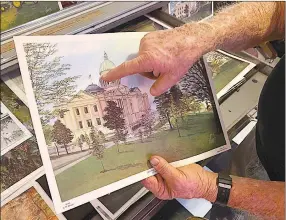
[[56, 52, 150, 140]]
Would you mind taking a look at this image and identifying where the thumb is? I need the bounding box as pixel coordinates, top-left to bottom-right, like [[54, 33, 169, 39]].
[[149, 156, 180, 180]]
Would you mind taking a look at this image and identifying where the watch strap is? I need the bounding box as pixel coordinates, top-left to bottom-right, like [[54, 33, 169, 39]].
[[215, 173, 232, 206]]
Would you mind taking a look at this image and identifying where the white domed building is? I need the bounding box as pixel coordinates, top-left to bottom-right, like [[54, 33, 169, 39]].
[[56, 52, 150, 140]]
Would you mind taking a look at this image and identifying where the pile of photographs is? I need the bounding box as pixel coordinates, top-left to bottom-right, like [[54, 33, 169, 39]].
[[0, 80, 65, 219]]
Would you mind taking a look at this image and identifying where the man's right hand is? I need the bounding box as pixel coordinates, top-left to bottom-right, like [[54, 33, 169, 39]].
[[101, 25, 211, 96], [141, 156, 218, 202]]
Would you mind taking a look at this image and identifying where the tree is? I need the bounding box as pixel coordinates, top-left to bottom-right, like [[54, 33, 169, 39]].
[[43, 125, 53, 146], [77, 138, 83, 151], [98, 130, 106, 145], [23, 43, 80, 125], [89, 126, 106, 172], [180, 58, 222, 133], [169, 98, 182, 137], [141, 111, 155, 137], [184, 4, 189, 16], [103, 101, 128, 153], [138, 129, 144, 143], [154, 92, 173, 129], [52, 120, 73, 154], [181, 95, 201, 115], [169, 85, 187, 121], [84, 133, 91, 149], [1, 137, 42, 192], [53, 142, 60, 156]]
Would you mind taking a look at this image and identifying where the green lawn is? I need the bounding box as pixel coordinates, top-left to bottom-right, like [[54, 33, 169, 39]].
[[213, 59, 249, 93], [55, 113, 226, 201]]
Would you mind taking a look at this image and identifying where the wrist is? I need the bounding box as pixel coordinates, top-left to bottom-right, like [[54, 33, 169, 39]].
[[173, 22, 217, 59], [202, 171, 218, 203]]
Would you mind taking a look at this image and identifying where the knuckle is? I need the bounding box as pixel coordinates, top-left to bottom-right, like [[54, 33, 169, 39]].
[[157, 163, 170, 175]]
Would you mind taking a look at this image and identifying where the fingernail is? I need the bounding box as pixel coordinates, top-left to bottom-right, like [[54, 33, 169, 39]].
[[150, 157, 159, 166], [150, 87, 156, 96]]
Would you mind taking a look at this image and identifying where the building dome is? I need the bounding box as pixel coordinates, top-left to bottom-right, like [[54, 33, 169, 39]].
[[85, 83, 104, 94], [99, 52, 120, 88], [99, 52, 116, 75]]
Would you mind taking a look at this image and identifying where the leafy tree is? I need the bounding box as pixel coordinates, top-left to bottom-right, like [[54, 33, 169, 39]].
[[181, 95, 202, 115], [84, 133, 91, 149], [53, 142, 60, 156], [169, 98, 182, 137], [43, 125, 53, 146], [23, 43, 80, 125], [103, 101, 128, 152], [154, 92, 173, 129], [1, 137, 42, 192], [141, 111, 154, 137], [52, 120, 73, 154], [169, 85, 187, 121], [77, 138, 83, 151], [184, 4, 189, 16], [180, 58, 222, 133], [138, 129, 144, 143], [98, 130, 106, 144], [89, 126, 106, 172]]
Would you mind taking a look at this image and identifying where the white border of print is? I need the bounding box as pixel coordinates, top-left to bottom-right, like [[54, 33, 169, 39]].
[[1, 102, 32, 155], [91, 187, 149, 220], [14, 33, 231, 214], [204, 50, 256, 100], [242, 49, 280, 68], [1, 74, 28, 106], [1, 180, 66, 220]]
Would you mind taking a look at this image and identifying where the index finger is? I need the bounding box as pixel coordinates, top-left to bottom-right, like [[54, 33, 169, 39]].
[[100, 54, 153, 81]]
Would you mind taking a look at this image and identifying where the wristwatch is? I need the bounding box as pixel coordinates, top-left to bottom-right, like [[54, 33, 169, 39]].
[[215, 173, 232, 206]]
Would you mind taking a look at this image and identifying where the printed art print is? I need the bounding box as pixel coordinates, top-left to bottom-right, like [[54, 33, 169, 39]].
[[1, 102, 43, 203], [1, 1, 60, 32], [14, 33, 230, 213], [1, 102, 32, 155], [168, 1, 213, 22], [204, 50, 256, 99], [1, 181, 66, 220], [91, 182, 148, 220]]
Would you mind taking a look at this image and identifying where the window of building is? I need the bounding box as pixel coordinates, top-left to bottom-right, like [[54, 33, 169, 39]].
[[79, 121, 83, 129], [60, 114, 64, 118], [76, 108, 80, 115], [96, 118, 101, 125], [87, 119, 92, 127], [94, 105, 98, 112], [84, 107, 89, 114]]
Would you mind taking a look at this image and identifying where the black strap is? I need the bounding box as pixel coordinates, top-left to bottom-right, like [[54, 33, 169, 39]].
[[215, 173, 232, 206]]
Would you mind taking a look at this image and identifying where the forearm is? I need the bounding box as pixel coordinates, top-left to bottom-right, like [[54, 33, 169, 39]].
[[205, 172, 285, 219], [176, 2, 285, 55]]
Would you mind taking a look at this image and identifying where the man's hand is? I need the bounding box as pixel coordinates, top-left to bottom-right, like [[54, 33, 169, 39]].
[[142, 156, 218, 202], [101, 26, 210, 96]]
